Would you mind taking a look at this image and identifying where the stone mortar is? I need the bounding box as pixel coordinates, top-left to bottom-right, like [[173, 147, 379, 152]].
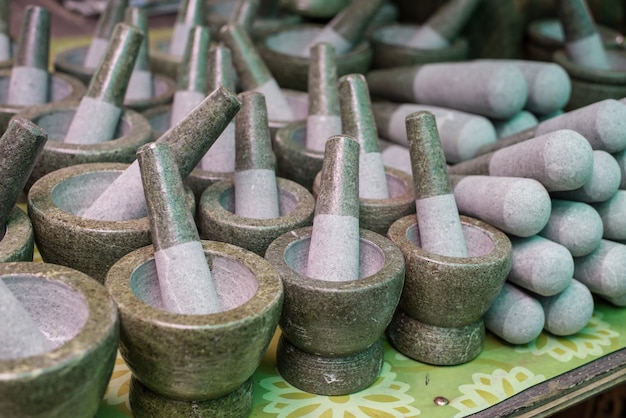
[[264, 226, 404, 395], [272, 121, 324, 191], [386, 214, 511, 365], [0, 206, 34, 262], [554, 46, 626, 110], [0, 69, 85, 135], [16, 100, 152, 190], [27, 162, 195, 282], [105, 240, 283, 402], [199, 177, 315, 256], [0, 262, 119, 418], [368, 23, 469, 69], [255, 24, 372, 91]]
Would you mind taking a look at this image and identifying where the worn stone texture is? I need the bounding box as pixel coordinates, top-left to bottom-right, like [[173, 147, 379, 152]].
[[0, 207, 34, 262], [387, 309, 485, 365], [129, 376, 253, 418], [276, 335, 384, 396]]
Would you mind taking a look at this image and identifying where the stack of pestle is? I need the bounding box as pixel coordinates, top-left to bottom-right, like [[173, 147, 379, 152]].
[[220, 23, 293, 121], [83, 0, 128, 70], [6, 5, 49, 107], [556, 0, 610, 70], [491, 111, 538, 139], [123, 7, 154, 102], [304, 0, 385, 55], [406, 0, 480, 49], [64, 23, 143, 145], [233, 91, 280, 220], [447, 129, 595, 193], [372, 101, 497, 163], [80, 86, 241, 221], [137, 141, 221, 315], [168, 0, 205, 57], [366, 60, 529, 120], [477, 99, 626, 156], [0, 118, 49, 358]]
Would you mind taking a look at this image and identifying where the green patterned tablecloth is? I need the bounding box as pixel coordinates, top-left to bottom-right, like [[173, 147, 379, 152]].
[[98, 299, 625, 418]]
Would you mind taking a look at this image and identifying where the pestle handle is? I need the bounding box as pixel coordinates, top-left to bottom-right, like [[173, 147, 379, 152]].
[[138, 141, 221, 314], [64, 23, 144, 145], [6, 5, 50, 106], [305, 43, 342, 152], [79, 85, 241, 221], [0, 118, 47, 229], [306, 135, 361, 282], [84, 0, 128, 69], [123, 6, 153, 102], [170, 25, 210, 126], [234, 91, 280, 219], [339, 73, 389, 200], [406, 111, 467, 257]]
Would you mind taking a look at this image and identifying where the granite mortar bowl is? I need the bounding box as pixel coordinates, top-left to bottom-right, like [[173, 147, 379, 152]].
[[198, 177, 315, 256], [368, 23, 469, 69], [128, 375, 254, 418], [0, 206, 34, 262], [256, 24, 373, 91], [272, 121, 323, 191], [554, 46, 626, 110], [205, 0, 302, 40], [525, 18, 623, 62], [104, 240, 283, 401], [265, 226, 404, 395], [265, 226, 405, 357], [385, 214, 511, 365], [27, 162, 195, 283], [16, 100, 152, 191], [52, 44, 176, 111], [0, 262, 119, 418], [312, 166, 415, 235], [0, 68, 86, 135]]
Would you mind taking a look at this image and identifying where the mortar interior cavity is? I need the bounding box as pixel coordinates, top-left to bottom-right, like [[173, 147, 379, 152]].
[[284, 236, 385, 279], [219, 185, 299, 217], [130, 254, 259, 313], [386, 172, 408, 198], [3, 275, 89, 356], [33, 109, 130, 142], [406, 222, 495, 257], [266, 27, 319, 58], [146, 108, 170, 137], [52, 171, 121, 215]]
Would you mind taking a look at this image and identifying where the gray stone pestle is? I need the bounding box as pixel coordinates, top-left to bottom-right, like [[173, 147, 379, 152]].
[[138, 141, 221, 314], [80, 85, 241, 221]]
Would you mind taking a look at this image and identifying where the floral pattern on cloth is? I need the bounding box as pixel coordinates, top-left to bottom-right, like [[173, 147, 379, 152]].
[[449, 367, 546, 417], [515, 311, 620, 362]]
